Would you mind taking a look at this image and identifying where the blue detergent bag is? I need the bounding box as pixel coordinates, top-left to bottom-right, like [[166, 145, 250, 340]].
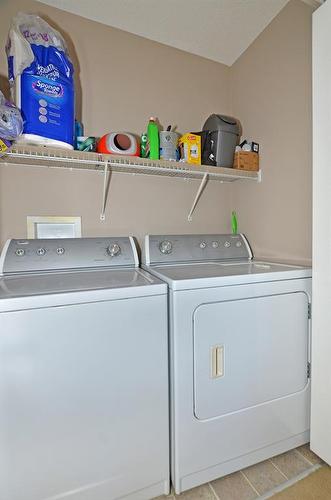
[[6, 13, 74, 149]]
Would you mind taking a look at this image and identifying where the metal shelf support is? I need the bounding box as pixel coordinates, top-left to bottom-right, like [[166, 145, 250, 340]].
[[100, 161, 110, 221], [188, 173, 209, 222]]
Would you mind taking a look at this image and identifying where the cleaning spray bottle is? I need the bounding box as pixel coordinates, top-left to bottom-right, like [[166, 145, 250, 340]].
[[140, 132, 148, 158], [147, 117, 159, 160], [231, 211, 238, 235]]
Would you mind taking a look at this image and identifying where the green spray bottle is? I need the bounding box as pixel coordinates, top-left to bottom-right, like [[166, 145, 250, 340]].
[[231, 211, 238, 234], [147, 117, 159, 160]]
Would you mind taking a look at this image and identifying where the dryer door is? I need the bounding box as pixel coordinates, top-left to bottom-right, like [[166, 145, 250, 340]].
[[193, 292, 309, 420]]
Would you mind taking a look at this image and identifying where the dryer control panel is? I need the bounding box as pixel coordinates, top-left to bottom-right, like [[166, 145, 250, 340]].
[[144, 234, 252, 266], [0, 237, 139, 275]]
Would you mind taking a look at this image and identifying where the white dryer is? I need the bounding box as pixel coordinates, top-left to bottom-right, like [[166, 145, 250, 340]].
[[143, 233, 312, 493], [0, 237, 169, 500]]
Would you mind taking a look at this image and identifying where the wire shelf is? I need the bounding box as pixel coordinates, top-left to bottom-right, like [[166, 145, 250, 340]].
[[1, 145, 261, 182]]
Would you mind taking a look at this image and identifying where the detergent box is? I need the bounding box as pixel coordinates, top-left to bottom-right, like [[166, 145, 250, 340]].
[[178, 133, 201, 165], [6, 13, 75, 149]]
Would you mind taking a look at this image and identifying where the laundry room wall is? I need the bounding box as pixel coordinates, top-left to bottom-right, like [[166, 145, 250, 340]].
[[0, 0, 233, 249], [0, 0, 313, 262], [231, 0, 313, 265]]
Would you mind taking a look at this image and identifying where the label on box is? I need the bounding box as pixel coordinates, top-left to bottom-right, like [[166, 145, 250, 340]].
[[0, 138, 11, 153]]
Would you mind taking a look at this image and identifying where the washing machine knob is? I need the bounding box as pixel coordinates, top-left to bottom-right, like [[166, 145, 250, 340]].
[[159, 240, 173, 255], [107, 243, 121, 257], [36, 248, 46, 256], [15, 248, 25, 257], [199, 241, 207, 249]]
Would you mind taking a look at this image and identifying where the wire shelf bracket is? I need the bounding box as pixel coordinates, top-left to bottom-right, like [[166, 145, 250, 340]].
[[100, 161, 110, 221], [188, 173, 209, 222]]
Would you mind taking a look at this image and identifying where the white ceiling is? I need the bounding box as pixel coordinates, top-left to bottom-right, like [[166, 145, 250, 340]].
[[38, 0, 321, 66]]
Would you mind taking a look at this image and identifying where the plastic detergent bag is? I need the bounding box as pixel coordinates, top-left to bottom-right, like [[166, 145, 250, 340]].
[[0, 90, 23, 155], [6, 12, 75, 148]]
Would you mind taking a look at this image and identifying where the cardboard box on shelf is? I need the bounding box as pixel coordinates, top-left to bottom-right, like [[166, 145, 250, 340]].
[[233, 151, 259, 171]]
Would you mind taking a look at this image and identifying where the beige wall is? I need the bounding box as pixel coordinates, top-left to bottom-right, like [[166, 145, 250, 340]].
[[0, 0, 233, 248], [0, 0, 313, 263], [231, 0, 312, 264]]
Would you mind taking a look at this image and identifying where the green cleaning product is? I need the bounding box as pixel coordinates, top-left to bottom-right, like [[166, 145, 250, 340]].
[[231, 211, 238, 234], [140, 132, 148, 158], [147, 117, 159, 160]]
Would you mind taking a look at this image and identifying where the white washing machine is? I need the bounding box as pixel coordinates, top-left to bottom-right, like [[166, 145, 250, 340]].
[[143, 233, 312, 493], [0, 237, 169, 500]]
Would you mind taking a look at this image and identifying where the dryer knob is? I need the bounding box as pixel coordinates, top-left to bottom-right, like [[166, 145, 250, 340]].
[[159, 240, 173, 255], [107, 243, 121, 257]]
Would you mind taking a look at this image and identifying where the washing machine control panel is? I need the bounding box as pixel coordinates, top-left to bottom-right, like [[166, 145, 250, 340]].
[[145, 234, 252, 265], [1, 237, 138, 275]]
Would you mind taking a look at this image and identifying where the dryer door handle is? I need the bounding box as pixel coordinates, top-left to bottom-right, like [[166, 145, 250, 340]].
[[211, 345, 224, 379]]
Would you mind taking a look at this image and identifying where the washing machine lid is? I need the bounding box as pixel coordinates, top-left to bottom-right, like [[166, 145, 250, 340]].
[[0, 269, 166, 302], [144, 260, 312, 291]]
